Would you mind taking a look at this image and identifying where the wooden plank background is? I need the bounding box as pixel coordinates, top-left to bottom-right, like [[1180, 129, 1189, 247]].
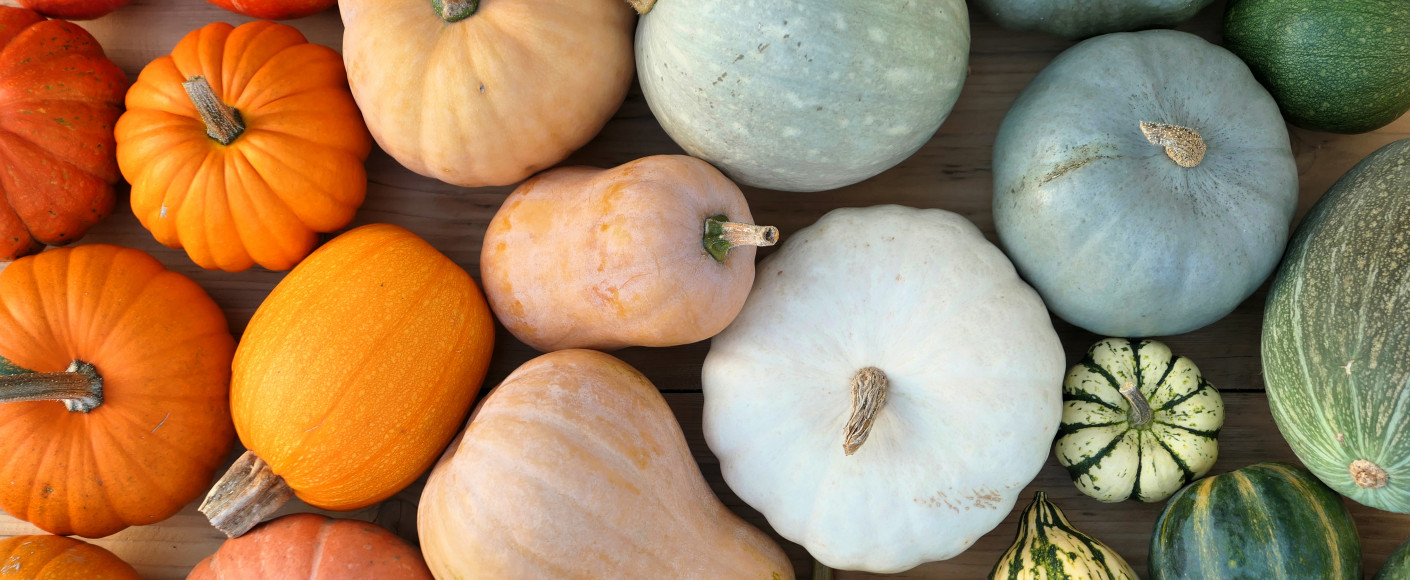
[[0, 0, 1406, 578]]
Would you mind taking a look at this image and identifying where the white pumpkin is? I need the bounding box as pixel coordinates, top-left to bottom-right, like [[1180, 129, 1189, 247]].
[[702, 205, 1065, 572]]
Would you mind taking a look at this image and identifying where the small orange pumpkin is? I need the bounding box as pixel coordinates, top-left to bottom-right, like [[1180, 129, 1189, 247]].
[[201, 224, 495, 538], [0, 7, 127, 260], [481, 155, 776, 351], [116, 21, 372, 272], [418, 349, 795, 578], [0, 535, 141, 579], [189, 513, 433, 579], [0, 244, 235, 538]]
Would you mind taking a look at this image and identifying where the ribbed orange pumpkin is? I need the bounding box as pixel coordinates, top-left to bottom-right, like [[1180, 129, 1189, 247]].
[[115, 21, 371, 272], [418, 349, 795, 578], [0, 245, 235, 538], [189, 513, 433, 579], [0, 7, 126, 260], [201, 224, 495, 538], [0, 535, 141, 579]]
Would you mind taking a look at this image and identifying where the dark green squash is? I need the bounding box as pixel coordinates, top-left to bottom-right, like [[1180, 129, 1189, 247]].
[[1376, 536, 1410, 579], [1223, 0, 1410, 133], [1262, 138, 1410, 512], [1149, 463, 1360, 580]]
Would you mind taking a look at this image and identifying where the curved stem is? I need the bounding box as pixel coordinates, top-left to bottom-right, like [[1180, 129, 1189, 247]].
[[0, 360, 103, 413], [431, 0, 479, 22], [627, 0, 657, 14], [200, 450, 296, 538], [183, 76, 245, 146], [843, 367, 888, 455], [1119, 381, 1152, 428], [1140, 121, 1205, 168], [703, 215, 779, 263]]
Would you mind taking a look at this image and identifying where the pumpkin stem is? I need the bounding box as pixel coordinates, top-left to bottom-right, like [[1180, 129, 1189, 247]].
[[703, 215, 779, 263], [1139, 121, 1205, 168], [811, 559, 834, 580], [626, 0, 657, 14], [183, 76, 246, 146], [1350, 459, 1389, 489], [199, 450, 297, 538], [1119, 381, 1153, 428], [0, 360, 103, 413], [431, 0, 479, 22], [843, 367, 888, 455]]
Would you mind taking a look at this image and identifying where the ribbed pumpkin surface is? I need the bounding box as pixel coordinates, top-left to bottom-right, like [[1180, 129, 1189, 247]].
[[1149, 462, 1360, 579], [189, 513, 432, 579], [1262, 138, 1410, 512], [0, 535, 140, 579]]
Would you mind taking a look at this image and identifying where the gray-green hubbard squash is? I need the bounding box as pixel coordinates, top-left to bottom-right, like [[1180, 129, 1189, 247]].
[[973, 0, 1214, 39]]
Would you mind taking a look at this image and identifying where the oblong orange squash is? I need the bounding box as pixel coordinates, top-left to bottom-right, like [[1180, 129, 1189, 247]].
[[201, 223, 495, 537], [417, 349, 794, 578], [189, 513, 433, 579], [0, 535, 141, 579], [481, 155, 775, 351], [0, 244, 235, 538]]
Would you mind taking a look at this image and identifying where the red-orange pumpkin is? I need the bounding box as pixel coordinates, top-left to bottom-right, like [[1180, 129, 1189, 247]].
[[189, 513, 433, 579], [0, 7, 127, 260], [0, 244, 236, 537], [116, 21, 371, 272], [0, 535, 141, 579]]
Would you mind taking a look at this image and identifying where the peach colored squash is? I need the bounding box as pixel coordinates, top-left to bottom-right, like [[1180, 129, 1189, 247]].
[[189, 513, 433, 579], [481, 155, 776, 351], [418, 349, 794, 578]]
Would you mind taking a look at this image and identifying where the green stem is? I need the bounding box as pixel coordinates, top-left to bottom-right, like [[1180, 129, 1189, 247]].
[[183, 76, 245, 146], [432, 0, 479, 22], [703, 215, 778, 263], [0, 360, 103, 413], [1119, 381, 1152, 428], [811, 560, 833, 580]]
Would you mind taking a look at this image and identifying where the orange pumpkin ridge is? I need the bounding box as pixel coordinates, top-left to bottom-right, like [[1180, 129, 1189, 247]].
[[202, 223, 495, 538], [0, 535, 141, 579], [189, 513, 433, 579], [116, 20, 372, 272], [0, 7, 127, 260], [0, 244, 235, 538]]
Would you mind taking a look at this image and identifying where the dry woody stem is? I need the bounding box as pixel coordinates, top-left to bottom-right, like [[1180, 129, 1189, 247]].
[[843, 367, 888, 456], [183, 75, 245, 146], [0, 360, 103, 413], [626, 0, 657, 14], [703, 215, 779, 263], [200, 450, 297, 538], [1119, 381, 1152, 428], [1140, 121, 1206, 168]]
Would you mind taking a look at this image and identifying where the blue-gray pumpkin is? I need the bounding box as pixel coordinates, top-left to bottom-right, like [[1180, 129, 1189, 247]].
[[972, 0, 1214, 39], [992, 30, 1298, 337], [634, 0, 970, 192]]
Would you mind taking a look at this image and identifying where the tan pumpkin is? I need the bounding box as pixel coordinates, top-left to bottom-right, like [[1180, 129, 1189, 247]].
[[418, 349, 794, 578], [339, 0, 635, 187], [481, 155, 776, 351]]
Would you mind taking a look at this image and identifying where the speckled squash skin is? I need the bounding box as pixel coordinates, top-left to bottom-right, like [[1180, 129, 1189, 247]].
[[1224, 0, 1410, 134], [972, 0, 1214, 39], [1376, 535, 1410, 579], [992, 30, 1298, 337], [1149, 463, 1361, 580], [636, 0, 969, 192], [987, 492, 1138, 580], [1262, 138, 1410, 513]]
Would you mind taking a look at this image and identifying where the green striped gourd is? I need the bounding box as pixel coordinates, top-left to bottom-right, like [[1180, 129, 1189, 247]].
[[1149, 462, 1360, 580], [987, 491, 1137, 580], [1262, 138, 1410, 512], [1055, 338, 1224, 502]]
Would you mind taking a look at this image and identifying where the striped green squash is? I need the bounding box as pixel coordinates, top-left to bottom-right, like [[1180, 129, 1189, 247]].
[[987, 491, 1137, 580], [1149, 462, 1360, 580], [1375, 536, 1410, 579], [1262, 138, 1410, 512], [1055, 338, 1224, 503]]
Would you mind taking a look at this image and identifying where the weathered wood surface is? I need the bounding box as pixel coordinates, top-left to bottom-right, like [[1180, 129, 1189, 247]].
[[0, 0, 1406, 578]]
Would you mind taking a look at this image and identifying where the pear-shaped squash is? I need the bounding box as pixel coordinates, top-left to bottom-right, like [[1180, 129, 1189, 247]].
[[418, 349, 794, 578], [987, 492, 1138, 579]]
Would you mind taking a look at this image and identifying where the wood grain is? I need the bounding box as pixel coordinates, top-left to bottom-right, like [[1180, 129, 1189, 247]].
[[0, 0, 1406, 578]]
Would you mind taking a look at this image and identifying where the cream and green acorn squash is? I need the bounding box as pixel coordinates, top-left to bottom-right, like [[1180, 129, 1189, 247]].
[[1055, 339, 1224, 503], [987, 491, 1138, 580]]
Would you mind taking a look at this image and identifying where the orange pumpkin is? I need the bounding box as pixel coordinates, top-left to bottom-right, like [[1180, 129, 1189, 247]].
[[0, 7, 126, 261], [339, 0, 634, 187], [201, 224, 495, 538], [0, 535, 141, 579], [116, 21, 372, 272], [481, 155, 776, 351], [418, 349, 795, 578], [189, 513, 433, 579], [0, 245, 235, 538]]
